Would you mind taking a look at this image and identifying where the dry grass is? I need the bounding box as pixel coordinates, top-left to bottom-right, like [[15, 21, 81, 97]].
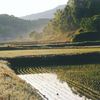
[[0, 48, 100, 58], [0, 60, 43, 100]]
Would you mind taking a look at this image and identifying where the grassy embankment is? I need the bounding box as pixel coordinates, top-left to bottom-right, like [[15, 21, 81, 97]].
[[0, 60, 43, 100]]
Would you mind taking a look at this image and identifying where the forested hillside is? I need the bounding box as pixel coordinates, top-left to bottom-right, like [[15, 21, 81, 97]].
[[0, 14, 49, 42], [40, 0, 100, 42], [0, 0, 100, 42]]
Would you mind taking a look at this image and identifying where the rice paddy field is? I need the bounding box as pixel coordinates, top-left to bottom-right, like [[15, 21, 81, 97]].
[[18, 73, 91, 100], [0, 46, 100, 100], [0, 47, 100, 58], [14, 64, 100, 100]]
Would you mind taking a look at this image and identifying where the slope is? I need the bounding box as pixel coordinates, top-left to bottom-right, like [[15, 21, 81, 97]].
[[0, 60, 42, 100]]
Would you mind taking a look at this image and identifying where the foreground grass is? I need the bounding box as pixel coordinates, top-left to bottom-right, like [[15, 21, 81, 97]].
[[0, 48, 100, 58], [0, 61, 43, 100]]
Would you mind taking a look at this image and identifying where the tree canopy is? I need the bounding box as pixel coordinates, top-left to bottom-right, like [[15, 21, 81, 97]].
[[43, 0, 100, 42]]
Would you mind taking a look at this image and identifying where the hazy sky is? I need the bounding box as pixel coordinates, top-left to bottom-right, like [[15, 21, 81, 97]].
[[0, 0, 67, 17]]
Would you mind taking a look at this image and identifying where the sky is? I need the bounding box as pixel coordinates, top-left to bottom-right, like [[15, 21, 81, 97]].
[[0, 0, 67, 17]]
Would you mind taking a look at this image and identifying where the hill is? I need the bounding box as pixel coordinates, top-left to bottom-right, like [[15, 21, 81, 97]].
[[0, 60, 42, 100], [21, 5, 65, 20], [41, 0, 100, 42], [0, 14, 49, 42]]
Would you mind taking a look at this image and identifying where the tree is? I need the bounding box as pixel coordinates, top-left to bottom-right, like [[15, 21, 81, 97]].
[[81, 15, 100, 32]]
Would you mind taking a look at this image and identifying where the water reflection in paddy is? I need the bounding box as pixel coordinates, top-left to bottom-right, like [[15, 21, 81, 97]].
[[19, 73, 90, 100]]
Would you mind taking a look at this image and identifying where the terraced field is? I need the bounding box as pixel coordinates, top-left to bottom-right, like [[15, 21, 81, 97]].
[[8, 59, 100, 100], [0, 48, 100, 58], [0, 47, 100, 100], [15, 64, 100, 100]]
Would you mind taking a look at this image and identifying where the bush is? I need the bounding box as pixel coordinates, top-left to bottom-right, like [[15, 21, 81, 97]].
[[73, 32, 100, 42]]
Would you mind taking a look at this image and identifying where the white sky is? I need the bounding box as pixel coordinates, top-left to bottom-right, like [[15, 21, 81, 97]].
[[0, 0, 67, 17]]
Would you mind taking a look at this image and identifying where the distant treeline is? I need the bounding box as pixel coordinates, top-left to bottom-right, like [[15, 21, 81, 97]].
[[0, 14, 49, 41]]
